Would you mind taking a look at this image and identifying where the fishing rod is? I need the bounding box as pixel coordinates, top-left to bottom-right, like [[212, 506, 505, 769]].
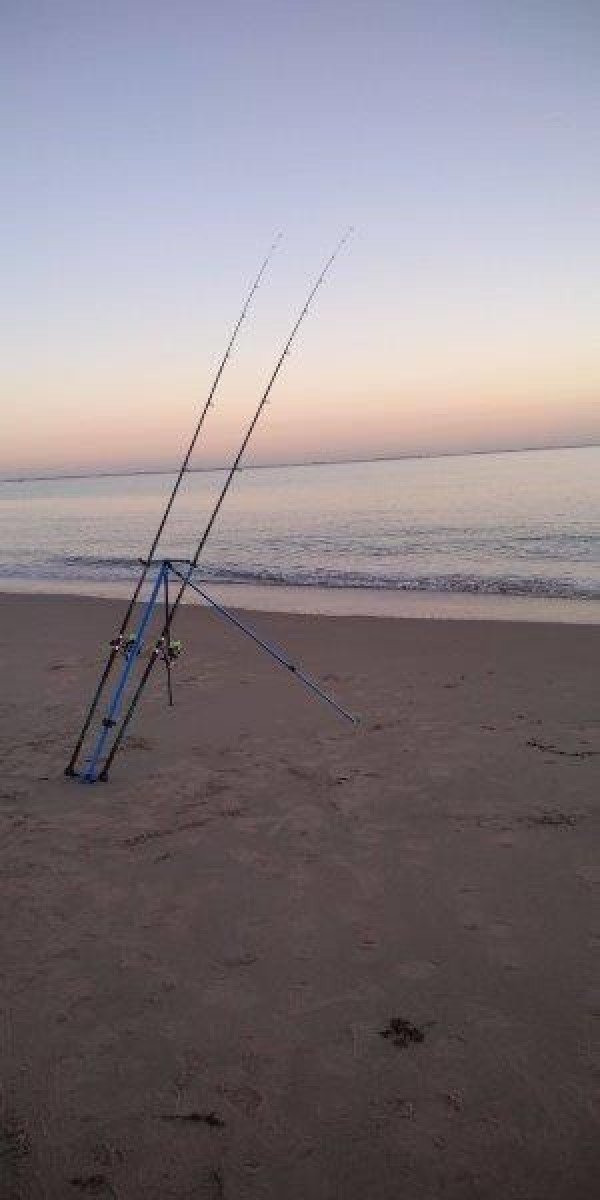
[[65, 233, 282, 776], [97, 228, 353, 781]]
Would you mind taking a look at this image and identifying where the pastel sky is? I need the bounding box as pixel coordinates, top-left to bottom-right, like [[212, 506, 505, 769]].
[[1, 0, 599, 475]]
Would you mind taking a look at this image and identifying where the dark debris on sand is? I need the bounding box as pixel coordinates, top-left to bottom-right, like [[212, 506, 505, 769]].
[[379, 1017, 426, 1048], [522, 811, 578, 829], [526, 738, 599, 760], [160, 1110, 226, 1128], [69, 1175, 116, 1196], [0, 1118, 30, 1197]]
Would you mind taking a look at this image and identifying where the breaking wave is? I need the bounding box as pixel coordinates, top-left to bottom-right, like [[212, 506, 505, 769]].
[[1, 553, 598, 600]]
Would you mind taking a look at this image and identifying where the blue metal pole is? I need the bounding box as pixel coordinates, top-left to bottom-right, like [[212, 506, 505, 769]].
[[168, 564, 357, 725], [82, 563, 167, 781]]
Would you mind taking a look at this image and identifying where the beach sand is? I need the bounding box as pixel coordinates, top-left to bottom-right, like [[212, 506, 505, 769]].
[[1, 593, 598, 1198]]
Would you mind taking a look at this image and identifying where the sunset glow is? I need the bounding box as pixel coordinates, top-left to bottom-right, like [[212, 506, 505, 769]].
[[1, 2, 598, 476]]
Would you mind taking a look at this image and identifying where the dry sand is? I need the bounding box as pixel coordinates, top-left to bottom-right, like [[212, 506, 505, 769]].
[[1, 593, 598, 1199]]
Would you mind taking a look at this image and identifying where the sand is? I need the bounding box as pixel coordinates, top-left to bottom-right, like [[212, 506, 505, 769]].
[[0, 593, 598, 1199]]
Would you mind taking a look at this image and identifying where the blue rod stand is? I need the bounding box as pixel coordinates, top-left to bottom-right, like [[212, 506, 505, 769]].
[[82, 562, 167, 782], [77, 557, 356, 784]]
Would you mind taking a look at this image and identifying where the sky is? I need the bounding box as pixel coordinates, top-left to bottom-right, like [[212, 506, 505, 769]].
[[1, 0, 599, 476]]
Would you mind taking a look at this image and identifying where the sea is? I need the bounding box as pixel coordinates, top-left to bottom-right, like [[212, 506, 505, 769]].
[[1, 446, 599, 622]]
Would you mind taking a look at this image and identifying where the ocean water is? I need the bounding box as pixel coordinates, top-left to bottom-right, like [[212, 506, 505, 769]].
[[0, 447, 599, 620]]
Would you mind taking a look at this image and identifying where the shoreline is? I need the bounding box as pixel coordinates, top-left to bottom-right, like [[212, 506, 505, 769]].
[[1, 576, 599, 624]]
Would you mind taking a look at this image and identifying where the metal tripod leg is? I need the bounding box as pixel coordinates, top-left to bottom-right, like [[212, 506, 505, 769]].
[[81, 563, 167, 782], [164, 564, 174, 707]]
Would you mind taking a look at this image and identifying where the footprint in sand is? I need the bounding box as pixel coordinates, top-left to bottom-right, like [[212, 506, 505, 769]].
[[492, 831, 518, 849], [489, 920, 512, 938], [221, 1082, 263, 1119], [459, 899, 483, 931], [223, 950, 258, 968], [69, 1174, 116, 1197], [585, 989, 600, 1017], [486, 921, 521, 970], [396, 960, 438, 981], [358, 929, 378, 948], [577, 865, 600, 885]]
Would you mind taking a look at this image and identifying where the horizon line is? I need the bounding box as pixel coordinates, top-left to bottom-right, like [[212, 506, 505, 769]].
[[1, 440, 598, 485]]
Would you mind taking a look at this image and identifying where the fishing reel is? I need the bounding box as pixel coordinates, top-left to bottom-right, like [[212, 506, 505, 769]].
[[156, 637, 182, 663], [110, 633, 138, 658], [156, 635, 182, 710]]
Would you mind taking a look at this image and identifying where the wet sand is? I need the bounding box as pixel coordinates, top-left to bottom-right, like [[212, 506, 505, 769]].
[[1, 593, 599, 1198]]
